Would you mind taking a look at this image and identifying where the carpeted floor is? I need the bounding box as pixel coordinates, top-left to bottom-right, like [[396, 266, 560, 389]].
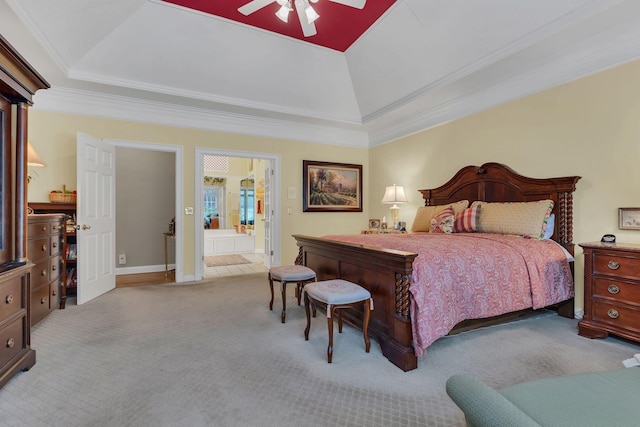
[[204, 254, 252, 267], [1, 273, 638, 426]]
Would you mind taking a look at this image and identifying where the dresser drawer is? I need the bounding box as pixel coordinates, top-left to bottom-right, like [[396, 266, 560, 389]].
[[592, 300, 640, 334], [0, 276, 24, 320], [51, 233, 63, 257], [50, 280, 60, 308], [0, 317, 25, 368], [49, 256, 61, 282], [594, 253, 640, 281], [31, 285, 50, 322], [27, 236, 50, 262], [27, 220, 50, 239], [31, 259, 50, 288], [593, 278, 640, 304]]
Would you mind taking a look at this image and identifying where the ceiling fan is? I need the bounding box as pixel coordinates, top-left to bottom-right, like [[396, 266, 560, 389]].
[[238, 0, 367, 37]]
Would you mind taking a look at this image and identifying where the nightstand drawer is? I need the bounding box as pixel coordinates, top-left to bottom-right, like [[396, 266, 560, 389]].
[[593, 278, 640, 303], [594, 253, 640, 280], [592, 300, 640, 334]]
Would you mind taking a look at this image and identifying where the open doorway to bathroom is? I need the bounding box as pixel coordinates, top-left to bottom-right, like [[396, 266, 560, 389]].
[[194, 149, 280, 280]]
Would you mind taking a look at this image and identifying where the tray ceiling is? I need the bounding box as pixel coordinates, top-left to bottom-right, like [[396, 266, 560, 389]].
[[3, 0, 640, 147]]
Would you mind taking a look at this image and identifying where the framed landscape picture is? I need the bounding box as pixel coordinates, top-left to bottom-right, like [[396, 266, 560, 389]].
[[303, 160, 363, 212]]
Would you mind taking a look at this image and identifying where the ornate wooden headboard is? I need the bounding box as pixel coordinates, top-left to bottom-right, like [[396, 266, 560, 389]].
[[419, 162, 581, 254]]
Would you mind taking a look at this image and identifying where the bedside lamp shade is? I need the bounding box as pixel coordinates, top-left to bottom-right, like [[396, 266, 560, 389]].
[[381, 184, 408, 228]]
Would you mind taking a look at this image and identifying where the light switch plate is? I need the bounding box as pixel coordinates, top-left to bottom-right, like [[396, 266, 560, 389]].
[[185, 207, 194, 215]]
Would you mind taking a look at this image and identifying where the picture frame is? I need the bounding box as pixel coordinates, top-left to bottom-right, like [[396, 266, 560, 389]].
[[303, 160, 363, 212], [619, 207, 640, 230], [369, 219, 381, 230]]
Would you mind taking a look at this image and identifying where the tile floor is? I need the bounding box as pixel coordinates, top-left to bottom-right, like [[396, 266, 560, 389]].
[[203, 253, 267, 278]]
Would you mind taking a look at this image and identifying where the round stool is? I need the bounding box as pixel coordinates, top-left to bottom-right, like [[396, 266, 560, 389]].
[[268, 265, 317, 323], [303, 279, 373, 363]]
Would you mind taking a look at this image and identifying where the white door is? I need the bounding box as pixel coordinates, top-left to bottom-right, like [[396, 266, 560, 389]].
[[263, 163, 273, 269], [76, 132, 116, 304]]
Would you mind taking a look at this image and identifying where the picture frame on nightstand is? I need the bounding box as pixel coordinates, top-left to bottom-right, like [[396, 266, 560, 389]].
[[619, 207, 640, 230]]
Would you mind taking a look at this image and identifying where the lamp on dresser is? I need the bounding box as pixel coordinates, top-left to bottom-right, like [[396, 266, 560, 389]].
[[381, 184, 408, 230]]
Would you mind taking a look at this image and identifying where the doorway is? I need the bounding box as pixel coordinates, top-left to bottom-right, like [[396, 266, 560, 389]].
[[194, 148, 280, 281]]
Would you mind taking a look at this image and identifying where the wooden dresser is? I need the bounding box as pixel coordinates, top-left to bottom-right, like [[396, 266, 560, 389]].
[[0, 264, 35, 389], [579, 242, 640, 343], [27, 215, 65, 326]]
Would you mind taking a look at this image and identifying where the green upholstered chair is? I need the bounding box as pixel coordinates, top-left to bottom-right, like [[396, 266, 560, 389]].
[[446, 367, 640, 427]]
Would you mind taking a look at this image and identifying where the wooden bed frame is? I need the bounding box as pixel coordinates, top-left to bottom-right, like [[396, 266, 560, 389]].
[[293, 163, 580, 371]]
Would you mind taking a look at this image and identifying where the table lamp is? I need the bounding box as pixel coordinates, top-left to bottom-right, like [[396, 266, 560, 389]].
[[381, 184, 408, 229]]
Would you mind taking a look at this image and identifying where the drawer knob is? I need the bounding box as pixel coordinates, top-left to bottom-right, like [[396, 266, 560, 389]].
[[52, 290, 57, 296], [52, 242, 58, 248], [41, 297, 47, 304], [607, 309, 619, 319], [41, 226, 46, 231], [607, 285, 620, 294], [41, 269, 47, 276], [607, 260, 620, 270], [6, 338, 14, 348], [5, 294, 13, 304], [52, 265, 57, 272]]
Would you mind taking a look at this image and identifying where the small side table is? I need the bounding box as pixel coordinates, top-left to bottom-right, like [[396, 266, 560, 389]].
[[163, 232, 175, 277]]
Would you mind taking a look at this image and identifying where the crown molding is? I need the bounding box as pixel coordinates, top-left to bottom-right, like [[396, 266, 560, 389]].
[[32, 87, 370, 148]]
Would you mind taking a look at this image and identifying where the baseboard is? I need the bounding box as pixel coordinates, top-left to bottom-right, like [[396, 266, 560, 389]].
[[116, 264, 174, 275]]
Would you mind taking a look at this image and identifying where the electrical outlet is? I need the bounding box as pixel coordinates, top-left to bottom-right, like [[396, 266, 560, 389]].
[[118, 252, 126, 265]]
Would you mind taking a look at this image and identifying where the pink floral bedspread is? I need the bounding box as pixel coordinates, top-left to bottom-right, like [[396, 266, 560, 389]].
[[322, 233, 574, 357]]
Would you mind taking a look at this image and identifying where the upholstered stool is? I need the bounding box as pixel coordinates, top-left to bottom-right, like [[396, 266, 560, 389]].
[[268, 265, 317, 323], [303, 279, 373, 363]]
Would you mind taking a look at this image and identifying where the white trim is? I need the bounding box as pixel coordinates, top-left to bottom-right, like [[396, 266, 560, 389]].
[[107, 139, 185, 283], [32, 88, 369, 148], [194, 148, 281, 281]]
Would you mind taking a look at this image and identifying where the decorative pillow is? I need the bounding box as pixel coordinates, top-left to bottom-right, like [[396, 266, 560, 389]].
[[543, 213, 555, 239], [410, 200, 469, 232], [429, 207, 455, 233], [452, 205, 480, 233], [471, 200, 555, 239]]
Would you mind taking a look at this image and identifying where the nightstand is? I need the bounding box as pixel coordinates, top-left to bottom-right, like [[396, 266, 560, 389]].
[[579, 242, 640, 344]]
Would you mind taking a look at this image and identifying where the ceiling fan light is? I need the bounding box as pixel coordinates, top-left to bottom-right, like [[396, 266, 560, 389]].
[[305, 5, 319, 24], [276, 4, 291, 22]]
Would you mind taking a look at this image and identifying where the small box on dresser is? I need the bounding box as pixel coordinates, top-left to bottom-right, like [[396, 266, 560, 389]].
[[579, 242, 640, 343], [27, 214, 65, 326]]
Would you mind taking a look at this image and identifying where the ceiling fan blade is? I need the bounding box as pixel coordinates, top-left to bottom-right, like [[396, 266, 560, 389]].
[[329, 0, 366, 9], [295, 3, 317, 37], [238, 0, 275, 16]]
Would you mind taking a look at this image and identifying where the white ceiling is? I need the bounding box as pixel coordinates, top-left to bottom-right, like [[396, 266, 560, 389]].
[[3, 0, 640, 147]]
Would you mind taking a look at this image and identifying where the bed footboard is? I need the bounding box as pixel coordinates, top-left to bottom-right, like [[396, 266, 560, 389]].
[[293, 234, 419, 371]]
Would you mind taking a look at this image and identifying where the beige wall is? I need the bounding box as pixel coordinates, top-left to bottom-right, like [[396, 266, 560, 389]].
[[370, 58, 640, 314], [26, 112, 370, 277]]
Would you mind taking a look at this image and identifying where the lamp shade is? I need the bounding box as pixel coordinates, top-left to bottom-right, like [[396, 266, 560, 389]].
[[27, 142, 46, 167], [381, 185, 408, 204]]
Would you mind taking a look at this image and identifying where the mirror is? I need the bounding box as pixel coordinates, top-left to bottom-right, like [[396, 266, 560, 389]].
[[240, 176, 255, 226]]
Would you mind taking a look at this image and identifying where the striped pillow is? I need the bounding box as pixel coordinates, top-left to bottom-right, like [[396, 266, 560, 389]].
[[453, 205, 480, 233], [429, 207, 455, 233]]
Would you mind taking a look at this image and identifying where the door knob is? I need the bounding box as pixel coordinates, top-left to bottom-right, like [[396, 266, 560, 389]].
[[82, 224, 92, 230]]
